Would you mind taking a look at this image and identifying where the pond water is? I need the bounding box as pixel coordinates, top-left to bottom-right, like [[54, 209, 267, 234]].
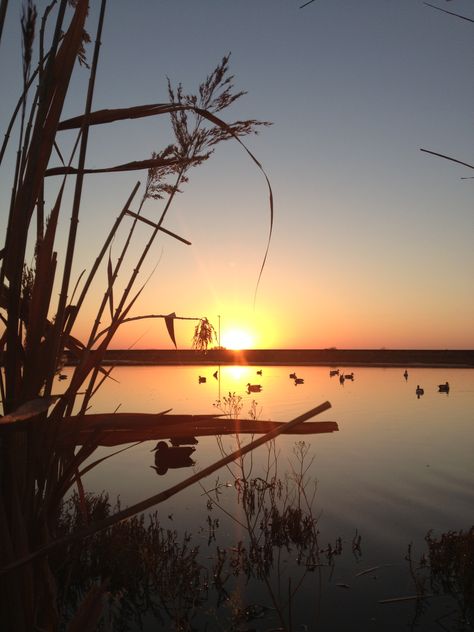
[[66, 365, 474, 631]]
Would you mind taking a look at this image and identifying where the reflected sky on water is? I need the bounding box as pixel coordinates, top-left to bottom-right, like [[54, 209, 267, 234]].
[[64, 365, 473, 630]]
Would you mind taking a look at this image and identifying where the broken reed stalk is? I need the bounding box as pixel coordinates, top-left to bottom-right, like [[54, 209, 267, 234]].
[[1, 401, 331, 575]]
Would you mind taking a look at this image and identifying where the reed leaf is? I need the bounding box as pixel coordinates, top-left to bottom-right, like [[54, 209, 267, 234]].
[[106, 251, 114, 320], [423, 2, 474, 23], [164, 312, 177, 348], [45, 155, 194, 177], [0, 396, 58, 425], [57, 103, 181, 130], [420, 148, 474, 170], [124, 210, 192, 245]]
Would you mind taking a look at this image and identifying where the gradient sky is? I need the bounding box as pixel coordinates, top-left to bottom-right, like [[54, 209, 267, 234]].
[[1, 1, 473, 349]]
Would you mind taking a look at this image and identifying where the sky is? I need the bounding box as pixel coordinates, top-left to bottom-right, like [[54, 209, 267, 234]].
[[1, 0, 473, 350]]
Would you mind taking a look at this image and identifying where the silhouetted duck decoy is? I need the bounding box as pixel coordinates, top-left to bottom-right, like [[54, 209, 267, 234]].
[[247, 383, 262, 393], [344, 372, 354, 380], [403, 370, 409, 380], [438, 381, 450, 393], [416, 385, 424, 398], [289, 372, 297, 379], [329, 369, 339, 377], [339, 374, 345, 384], [256, 369, 263, 376], [198, 375, 207, 384], [58, 374, 68, 381], [294, 377, 304, 385], [213, 370, 218, 380]]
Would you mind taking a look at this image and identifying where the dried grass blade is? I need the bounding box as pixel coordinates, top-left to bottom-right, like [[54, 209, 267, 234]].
[[45, 156, 187, 177], [420, 148, 474, 170], [379, 594, 433, 604], [423, 2, 474, 22], [0, 396, 58, 425], [57, 103, 178, 130], [164, 312, 177, 348], [74, 470, 88, 523], [194, 106, 273, 303], [125, 210, 191, 244], [356, 564, 394, 577], [106, 251, 114, 320]]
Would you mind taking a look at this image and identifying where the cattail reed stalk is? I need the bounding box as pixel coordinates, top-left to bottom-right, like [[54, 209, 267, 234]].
[[47, 0, 107, 395]]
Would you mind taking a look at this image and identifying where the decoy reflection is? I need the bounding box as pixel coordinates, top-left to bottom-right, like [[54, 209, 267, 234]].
[[151, 440, 196, 475]]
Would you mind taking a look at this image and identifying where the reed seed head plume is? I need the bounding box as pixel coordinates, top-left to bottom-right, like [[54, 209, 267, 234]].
[[21, 0, 37, 81], [146, 55, 271, 200], [192, 317, 217, 351]]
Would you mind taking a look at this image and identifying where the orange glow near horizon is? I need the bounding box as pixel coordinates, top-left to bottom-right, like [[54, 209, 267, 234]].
[[221, 327, 255, 350]]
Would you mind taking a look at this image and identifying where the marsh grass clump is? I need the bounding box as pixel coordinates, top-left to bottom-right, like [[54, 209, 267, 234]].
[[0, 1, 275, 629], [213, 392, 244, 420], [54, 493, 208, 632], [202, 437, 343, 631]]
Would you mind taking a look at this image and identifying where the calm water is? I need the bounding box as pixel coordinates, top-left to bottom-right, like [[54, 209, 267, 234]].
[[69, 365, 473, 631]]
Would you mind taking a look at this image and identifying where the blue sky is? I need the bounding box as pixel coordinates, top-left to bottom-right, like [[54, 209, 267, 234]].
[[1, 1, 473, 348]]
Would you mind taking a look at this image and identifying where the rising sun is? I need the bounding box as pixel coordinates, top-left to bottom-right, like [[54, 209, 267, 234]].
[[220, 328, 254, 350]]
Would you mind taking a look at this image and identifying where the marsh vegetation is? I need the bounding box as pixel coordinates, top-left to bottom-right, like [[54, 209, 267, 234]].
[[0, 1, 283, 628]]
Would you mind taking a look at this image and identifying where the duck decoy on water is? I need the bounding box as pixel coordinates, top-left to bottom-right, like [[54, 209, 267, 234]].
[[339, 374, 345, 384], [198, 376, 207, 384], [438, 381, 450, 393], [247, 383, 262, 393], [329, 369, 339, 377], [294, 377, 304, 385], [213, 370, 218, 380], [416, 385, 424, 398], [151, 441, 196, 475], [256, 369, 263, 376], [344, 373, 354, 380], [58, 374, 68, 381], [403, 370, 409, 381], [289, 372, 297, 379]]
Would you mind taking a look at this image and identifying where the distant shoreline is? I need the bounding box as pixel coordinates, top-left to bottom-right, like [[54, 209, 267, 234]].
[[77, 349, 474, 368]]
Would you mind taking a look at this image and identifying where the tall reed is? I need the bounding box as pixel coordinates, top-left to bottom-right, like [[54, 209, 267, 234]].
[[0, 2, 278, 629]]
